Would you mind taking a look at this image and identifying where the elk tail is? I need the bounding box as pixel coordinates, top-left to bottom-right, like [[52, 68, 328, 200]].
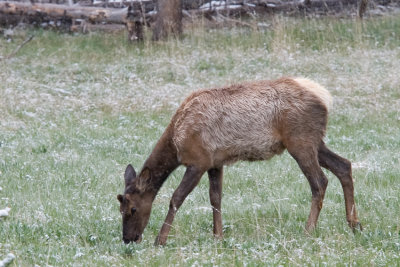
[[294, 77, 333, 112]]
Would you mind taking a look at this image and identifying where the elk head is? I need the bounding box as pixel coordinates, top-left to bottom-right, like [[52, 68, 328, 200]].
[[117, 164, 153, 244]]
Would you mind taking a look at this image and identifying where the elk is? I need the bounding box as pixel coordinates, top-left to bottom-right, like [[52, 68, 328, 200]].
[[117, 77, 362, 245]]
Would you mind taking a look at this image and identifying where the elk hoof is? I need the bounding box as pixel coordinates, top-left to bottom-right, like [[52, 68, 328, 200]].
[[213, 233, 223, 240], [351, 221, 363, 233], [154, 235, 167, 246], [304, 223, 316, 234]]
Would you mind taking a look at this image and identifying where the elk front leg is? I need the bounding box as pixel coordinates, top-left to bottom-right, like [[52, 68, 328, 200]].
[[155, 165, 205, 246], [208, 167, 223, 239], [318, 142, 362, 231]]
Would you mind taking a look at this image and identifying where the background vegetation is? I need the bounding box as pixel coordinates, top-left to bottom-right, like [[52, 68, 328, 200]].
[[1, 15, 399, 266]]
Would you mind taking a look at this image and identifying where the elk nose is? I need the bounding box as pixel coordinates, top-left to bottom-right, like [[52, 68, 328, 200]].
[[123, 238, 131, 244], [133, 234, 140, 242]]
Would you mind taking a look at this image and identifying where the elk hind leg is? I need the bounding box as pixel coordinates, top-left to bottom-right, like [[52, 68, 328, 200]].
[[318, 142, 362, 231], [288, 144, 328, 232]]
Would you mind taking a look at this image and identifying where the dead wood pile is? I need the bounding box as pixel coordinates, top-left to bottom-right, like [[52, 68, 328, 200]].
[[0, 0, 398, 36]]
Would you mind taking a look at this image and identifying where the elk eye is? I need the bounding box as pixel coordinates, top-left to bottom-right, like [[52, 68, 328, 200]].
[[131, 208, 136, 215]]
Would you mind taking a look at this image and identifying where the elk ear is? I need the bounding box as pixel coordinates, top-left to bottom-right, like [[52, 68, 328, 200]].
[[141, 167, 150, 180], [124, 164, 137, 187], [137, 167, 151, 192], [117, 194, 123, 203]]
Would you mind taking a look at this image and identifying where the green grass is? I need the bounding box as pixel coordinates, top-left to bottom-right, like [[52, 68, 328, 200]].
[[1, 15, 400, 266]]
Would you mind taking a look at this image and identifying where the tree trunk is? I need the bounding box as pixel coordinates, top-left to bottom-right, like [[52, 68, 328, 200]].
[[152, 0, 182, 41], [358, 0, 369, 18], [126, 4, 145, 42]]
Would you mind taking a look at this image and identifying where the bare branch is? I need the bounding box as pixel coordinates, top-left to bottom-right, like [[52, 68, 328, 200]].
[[1, 35, 34, 61]]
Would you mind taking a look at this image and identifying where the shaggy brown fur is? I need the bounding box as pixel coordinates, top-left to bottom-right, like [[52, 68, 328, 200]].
[[117, 77, 361, 245]]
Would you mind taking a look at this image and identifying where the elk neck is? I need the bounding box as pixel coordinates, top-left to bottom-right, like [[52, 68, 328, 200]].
[[138, 125, 180, 197]]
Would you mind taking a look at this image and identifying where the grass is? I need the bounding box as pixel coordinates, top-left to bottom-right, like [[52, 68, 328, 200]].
[[1, 15, 400, 266]]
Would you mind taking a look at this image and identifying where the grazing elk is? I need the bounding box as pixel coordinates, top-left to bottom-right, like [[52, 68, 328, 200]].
[[117, 77, 362, 245]]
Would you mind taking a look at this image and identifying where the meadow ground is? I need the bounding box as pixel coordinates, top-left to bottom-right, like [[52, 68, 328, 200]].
[[0, 15, 399, 266]]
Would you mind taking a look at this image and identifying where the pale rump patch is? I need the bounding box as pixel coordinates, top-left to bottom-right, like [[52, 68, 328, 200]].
[[294, 77, 333, 111]]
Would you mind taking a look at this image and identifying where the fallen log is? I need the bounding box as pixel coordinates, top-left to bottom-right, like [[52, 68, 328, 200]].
[[0, 1, 154, 40], [91, 0, 155, 12], [0, 1, 151, 24], [194, 0, 360, 17]]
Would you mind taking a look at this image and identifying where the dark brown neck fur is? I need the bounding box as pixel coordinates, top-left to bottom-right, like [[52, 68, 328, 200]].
[[137, 125, 180, 197]]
